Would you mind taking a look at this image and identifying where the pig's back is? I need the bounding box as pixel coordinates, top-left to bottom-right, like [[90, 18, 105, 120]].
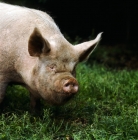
[[0, 3, 61, 54], [0, 2, 60, 34], [0, 3, 61, 72]]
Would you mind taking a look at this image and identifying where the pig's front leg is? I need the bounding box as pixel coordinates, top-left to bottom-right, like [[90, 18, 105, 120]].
[[0, 81, 8, 112], [30, 93, 41, 114]]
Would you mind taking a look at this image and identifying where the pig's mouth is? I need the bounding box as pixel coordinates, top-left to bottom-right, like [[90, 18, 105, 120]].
[[48, 89, 76, 105], [39, 87, 76, 105]]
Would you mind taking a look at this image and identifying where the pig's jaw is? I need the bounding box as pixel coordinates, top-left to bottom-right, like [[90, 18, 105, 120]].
[[38, 84, 78, 105], [45, 90, 76, 105]]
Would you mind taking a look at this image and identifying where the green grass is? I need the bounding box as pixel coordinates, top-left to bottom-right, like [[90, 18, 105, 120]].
[[0, 63, 138, 139]]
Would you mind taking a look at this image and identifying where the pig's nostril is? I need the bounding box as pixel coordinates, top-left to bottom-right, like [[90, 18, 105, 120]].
[[65, 83, 70, 87], [63, 79, 78, 94]]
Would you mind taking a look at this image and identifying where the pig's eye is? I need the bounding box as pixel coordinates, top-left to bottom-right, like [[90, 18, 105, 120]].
[[50, 66, 54, 70], [48, 64, 56, 71]]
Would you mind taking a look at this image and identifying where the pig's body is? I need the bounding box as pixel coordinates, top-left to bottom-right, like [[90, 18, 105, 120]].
[[0, 3, 102, 111]]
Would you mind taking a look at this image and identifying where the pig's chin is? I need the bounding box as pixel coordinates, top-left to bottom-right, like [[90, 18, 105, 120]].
[[43, 91, 75, 105]]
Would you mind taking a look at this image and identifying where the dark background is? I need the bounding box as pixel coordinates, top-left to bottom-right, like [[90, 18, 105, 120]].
[[1, 0, 138, 45], [1, 0, 138, 69]]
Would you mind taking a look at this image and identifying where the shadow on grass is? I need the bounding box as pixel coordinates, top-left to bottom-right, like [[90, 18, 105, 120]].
[[88, 44, 138, 70]]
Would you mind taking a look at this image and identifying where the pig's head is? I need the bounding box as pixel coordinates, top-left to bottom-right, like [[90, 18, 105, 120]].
[[28, 28, 102, 105]]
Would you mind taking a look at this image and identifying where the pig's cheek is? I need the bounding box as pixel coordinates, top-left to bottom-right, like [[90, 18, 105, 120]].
[[53, 80, 62, 93]]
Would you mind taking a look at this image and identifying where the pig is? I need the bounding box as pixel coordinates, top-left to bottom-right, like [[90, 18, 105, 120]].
[[0, 3, 102, 112]]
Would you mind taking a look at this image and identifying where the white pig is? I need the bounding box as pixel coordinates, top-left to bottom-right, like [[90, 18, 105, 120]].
[[0, 3, 102, 111]]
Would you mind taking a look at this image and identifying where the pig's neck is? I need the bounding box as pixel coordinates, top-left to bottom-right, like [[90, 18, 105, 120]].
[[14, 56, 38, 87]]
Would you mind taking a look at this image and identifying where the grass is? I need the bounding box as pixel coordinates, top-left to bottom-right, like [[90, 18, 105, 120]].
[[0, 63, 138, 139]]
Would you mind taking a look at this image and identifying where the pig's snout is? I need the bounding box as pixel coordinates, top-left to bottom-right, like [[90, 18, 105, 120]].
[[63, 79, 78, 94], [49, 77, 79, 105], [54, 77, 79, 95]]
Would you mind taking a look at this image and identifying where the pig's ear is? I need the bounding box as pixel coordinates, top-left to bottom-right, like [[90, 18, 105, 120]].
[[75, 32, 103, 62], [28, 27, 50, 57]]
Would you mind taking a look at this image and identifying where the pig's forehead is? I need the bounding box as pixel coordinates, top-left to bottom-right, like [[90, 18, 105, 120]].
[[48, 35, 79, 60], [49, 35, 71, 49]]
